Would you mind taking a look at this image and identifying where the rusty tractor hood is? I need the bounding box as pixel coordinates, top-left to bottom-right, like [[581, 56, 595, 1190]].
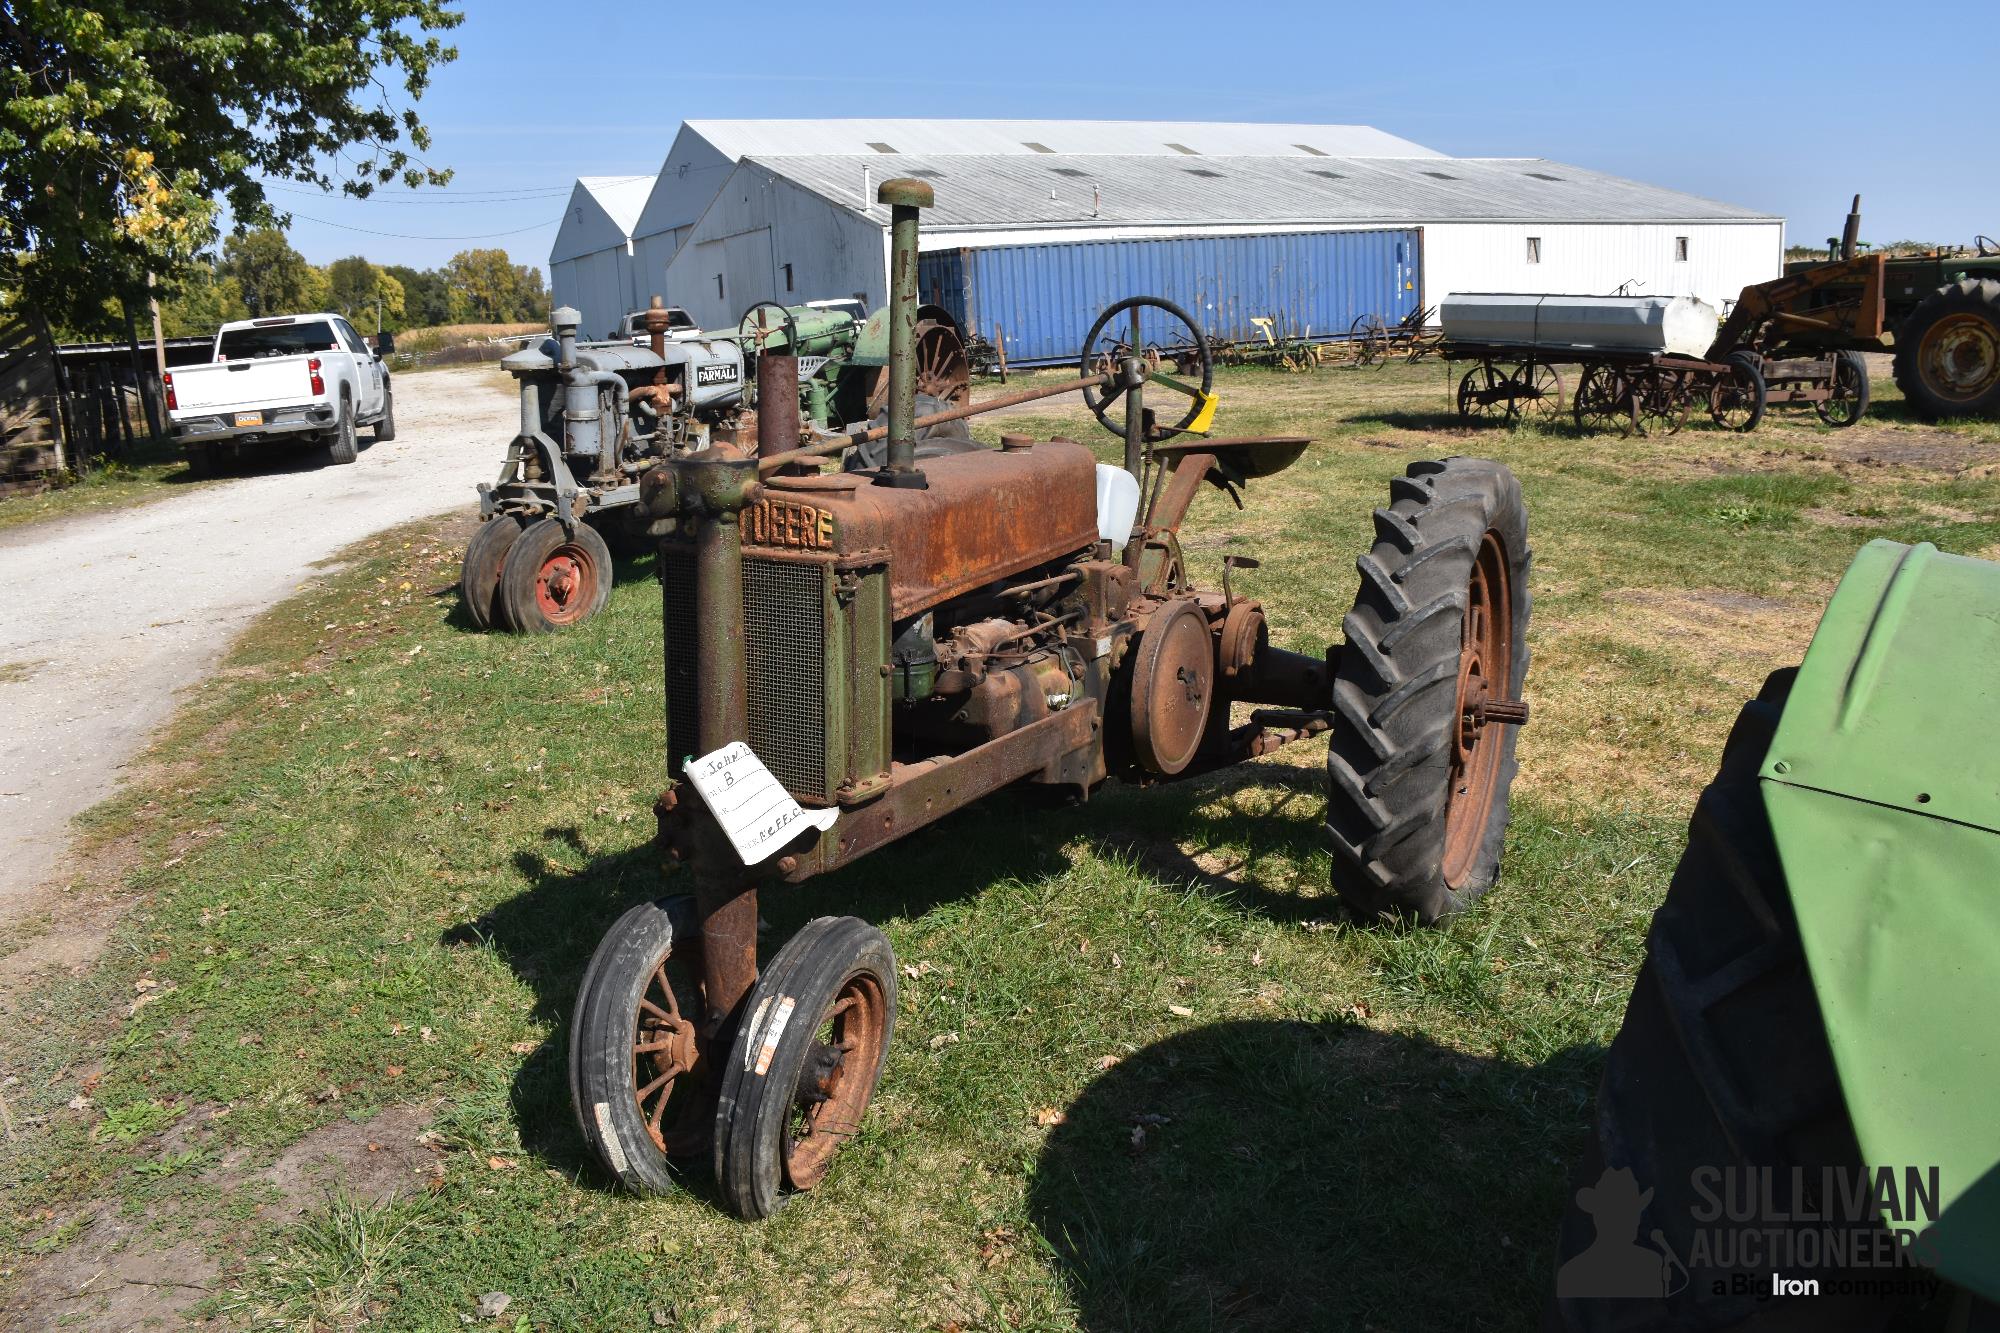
[[750, 441, 1098, 620]]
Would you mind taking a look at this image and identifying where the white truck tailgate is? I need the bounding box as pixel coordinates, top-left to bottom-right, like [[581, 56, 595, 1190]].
[[171, 357, 318, 416]]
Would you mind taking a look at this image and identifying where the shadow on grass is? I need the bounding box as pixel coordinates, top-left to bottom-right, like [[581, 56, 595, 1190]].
[[453, 759, 1475, 1204], [1345, 409, 1482, 434], [1030, 1018, 1599, 1332]]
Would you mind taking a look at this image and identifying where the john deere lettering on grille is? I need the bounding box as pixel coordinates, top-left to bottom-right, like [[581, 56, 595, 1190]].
[[687, 741, 840, 864]]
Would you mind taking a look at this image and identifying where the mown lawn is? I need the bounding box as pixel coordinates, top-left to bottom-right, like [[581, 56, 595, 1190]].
[[3, 358, 1998, 1331]]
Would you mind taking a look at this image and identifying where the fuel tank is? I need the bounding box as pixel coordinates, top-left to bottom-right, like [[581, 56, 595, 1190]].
[[749, 440, 1098, 619]]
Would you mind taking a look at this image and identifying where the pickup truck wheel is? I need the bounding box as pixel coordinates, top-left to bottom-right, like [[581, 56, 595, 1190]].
[[497, 518, 612, 632], [184, 443, 214, 479], [374, 386, 397, 442], [326, 399, 358, 465]]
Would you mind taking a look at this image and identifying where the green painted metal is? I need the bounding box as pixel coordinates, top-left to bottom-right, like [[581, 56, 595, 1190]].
[[1761, 539, 2000, 1296]]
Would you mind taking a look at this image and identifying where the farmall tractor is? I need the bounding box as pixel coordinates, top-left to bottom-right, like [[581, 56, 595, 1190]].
[[460, 295, 969, 632], [567, 179, 1534, 1217]]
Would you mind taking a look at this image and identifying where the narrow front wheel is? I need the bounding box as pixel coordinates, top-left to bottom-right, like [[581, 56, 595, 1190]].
[[497, 518, 612, 632], [713, 917, 897, 1220]]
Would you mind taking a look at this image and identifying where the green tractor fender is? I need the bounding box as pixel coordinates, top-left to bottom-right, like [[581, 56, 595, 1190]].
[[1762, 539, 2000, 1292]]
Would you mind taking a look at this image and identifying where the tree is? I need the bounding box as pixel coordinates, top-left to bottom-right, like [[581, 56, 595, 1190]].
[[157, 259, 249, 336], [0, 2, 463, 328], [383, 263, 450, 328], [327, 254, 406, 330], [220, 228, 325, 317], [444, 248, 547, 324]]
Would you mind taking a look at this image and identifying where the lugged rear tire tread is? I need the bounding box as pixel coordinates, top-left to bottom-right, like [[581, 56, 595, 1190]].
[[1324, 456, 1531, 924]]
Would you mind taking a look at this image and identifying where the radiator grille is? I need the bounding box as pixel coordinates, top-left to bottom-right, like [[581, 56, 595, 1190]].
[[743, 556, 828, 801], [661, 548, 701, 774]]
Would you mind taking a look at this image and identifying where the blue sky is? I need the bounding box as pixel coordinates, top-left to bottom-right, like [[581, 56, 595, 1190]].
[[263, 0, 1991, 275]]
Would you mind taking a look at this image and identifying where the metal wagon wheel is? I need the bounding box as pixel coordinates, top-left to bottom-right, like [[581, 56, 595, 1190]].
[[1509, 362, 1564, 425], [1632, 368, 1692, 437], [1351, 313, 1389, 368], [865, 316, 971, 414], [1572, 364, 1633, 435], [1456, 361, 1512, 422]]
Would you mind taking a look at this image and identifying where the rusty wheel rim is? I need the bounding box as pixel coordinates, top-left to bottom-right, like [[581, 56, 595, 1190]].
[[1443, 530, 1513, 889], [631, 938, 709, 1158], [1816, 357, 1864, 425], [1921, 313, 2000, 404], [535, 543, 599, 624], [783, 970, 888, 1190]]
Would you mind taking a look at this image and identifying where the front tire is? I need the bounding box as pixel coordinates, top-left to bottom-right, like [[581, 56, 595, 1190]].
[[570, 897, 710, 1195], [713, 917, 897, 1220], [459, 515, 526, 630], [1893, 278, 2000, 420], [496, 518, 612, 632], [1325, 457, 1532, 924], [374, 385, 397, 442]]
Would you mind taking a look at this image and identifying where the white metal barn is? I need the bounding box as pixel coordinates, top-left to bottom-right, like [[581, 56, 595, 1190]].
[[548, 176, 655, 340], [576, 120, 1785, 343]]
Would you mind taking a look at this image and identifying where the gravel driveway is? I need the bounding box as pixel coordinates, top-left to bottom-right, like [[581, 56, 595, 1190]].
[[0, 369, 514, 922]]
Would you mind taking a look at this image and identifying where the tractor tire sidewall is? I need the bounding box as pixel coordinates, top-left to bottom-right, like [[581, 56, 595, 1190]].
[[327, 396, 358, 465], [713, 917, 897, 1220], [375, 385, 397, 442], [1893, 278, 2000, 420], [459, 515, 524, 631], [1550, 669, 1925, 1332], [1325, 457, 1531, 924], [570, 897, 699, 1195], [497, 517, 613, 633]]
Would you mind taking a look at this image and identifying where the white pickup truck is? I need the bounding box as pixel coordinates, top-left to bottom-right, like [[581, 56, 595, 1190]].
[[164, 312, 395, 474]]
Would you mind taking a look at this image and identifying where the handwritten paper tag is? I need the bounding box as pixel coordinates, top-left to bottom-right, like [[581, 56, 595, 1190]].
[[684, 741, 838, 866]]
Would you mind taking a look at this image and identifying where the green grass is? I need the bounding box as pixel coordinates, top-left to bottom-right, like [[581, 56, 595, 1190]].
[[2, 357, 1997, 1330]]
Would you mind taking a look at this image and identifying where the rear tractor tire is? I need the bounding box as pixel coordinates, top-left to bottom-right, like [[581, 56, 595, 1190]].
[[1548, 671, 1926, 1331], [1893, 278, 2000, 421], [496, 517, 612, 633], [1325, 457, 1532, 924]]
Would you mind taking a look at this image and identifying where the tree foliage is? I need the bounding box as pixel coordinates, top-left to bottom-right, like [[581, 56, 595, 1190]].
[[220, 228, 326, 317], [157, 260, 249, 337], [327, 254, 405, 329], [443, 247, 547, 324], [383, 263, 450, 328], [0, 2, 463, 327]]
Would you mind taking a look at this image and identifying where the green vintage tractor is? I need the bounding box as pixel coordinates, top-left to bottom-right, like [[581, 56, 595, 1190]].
[[1551, 540, 2000, 1329], [1785, 197, 2000, 420]]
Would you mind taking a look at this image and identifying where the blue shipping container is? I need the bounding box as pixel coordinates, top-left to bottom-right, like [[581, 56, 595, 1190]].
[[919, 228, 1422, 367]]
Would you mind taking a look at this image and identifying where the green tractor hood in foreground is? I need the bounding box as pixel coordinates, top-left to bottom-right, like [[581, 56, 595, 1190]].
[[1762, 540, 2000, 1294]]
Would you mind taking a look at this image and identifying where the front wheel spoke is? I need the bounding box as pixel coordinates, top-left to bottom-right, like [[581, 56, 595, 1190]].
[[635, 1064, 682, 1101]]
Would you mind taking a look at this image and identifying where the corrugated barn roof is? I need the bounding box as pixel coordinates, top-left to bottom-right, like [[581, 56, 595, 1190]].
[[748, 154, 1778, 232], [684, 119, 1441, 160]]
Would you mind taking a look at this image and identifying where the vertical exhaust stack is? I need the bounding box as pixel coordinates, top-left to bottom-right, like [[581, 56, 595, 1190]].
[[875, 177, 934, 490], [1841, 194, 1863, 261]]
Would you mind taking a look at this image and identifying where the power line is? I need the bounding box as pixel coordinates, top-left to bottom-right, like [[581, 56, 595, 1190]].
[[258, 174, 652, 203], [281, 212, 561, 241]]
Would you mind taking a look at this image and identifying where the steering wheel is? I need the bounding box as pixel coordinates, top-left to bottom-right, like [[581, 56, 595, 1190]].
[[1977, 235, 1998, 258], [1080, 296, 1214, 442], [735, 301, 799, 353]]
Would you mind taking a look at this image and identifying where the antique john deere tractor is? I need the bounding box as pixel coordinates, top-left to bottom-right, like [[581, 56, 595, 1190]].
[[568, 179, 1534, 1218], [460, 296, 969, 632], [1551, 540, 2000, 1329]]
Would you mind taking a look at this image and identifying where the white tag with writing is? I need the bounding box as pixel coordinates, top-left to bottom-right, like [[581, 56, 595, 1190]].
[[685, 740, 838, 865]]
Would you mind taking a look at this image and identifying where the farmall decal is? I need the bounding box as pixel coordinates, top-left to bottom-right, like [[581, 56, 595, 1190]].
[[745, 497, 835, 550]]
